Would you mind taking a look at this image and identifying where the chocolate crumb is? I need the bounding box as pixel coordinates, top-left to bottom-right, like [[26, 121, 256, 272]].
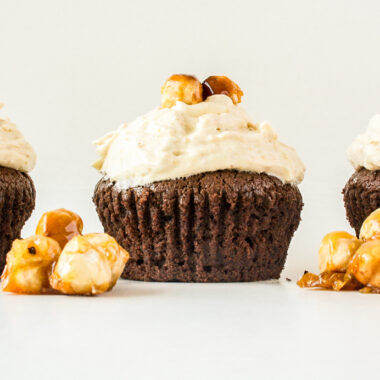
[[286, 278, 291, 282], [303, 270, 308, 275], [28, 246, 36, 255]]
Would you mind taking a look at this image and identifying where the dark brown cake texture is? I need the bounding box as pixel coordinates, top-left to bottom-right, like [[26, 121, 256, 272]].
[[0, 166, 36, 272], [343, 168, 380, 236], [93, 170, 303, 282]]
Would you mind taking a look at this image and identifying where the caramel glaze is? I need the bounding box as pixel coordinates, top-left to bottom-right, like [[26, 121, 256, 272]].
[[297, 271, 362, 291], [35, 209, 83, 249], [202, 76, 243, 104]]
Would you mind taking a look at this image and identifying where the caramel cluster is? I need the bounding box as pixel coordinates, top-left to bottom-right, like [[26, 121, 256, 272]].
[[1, 209, 129, 296], [161, 74, 243, 108], [298, 208, 380, 293]]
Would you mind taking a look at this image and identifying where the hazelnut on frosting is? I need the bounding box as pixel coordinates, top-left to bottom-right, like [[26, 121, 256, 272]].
[[161, 74, 203, 108], [93, 74, 305, 188], [202, 76, 243, 105], [0, 104, 36, 172]]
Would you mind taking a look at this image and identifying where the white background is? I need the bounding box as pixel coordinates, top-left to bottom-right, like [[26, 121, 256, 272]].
[[0, 1, 380, 379]]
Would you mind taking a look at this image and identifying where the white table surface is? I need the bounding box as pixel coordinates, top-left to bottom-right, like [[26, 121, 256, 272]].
[[1, 1, 380, 378], [1, 277, 379, 380], [0, 188, 379, 380]]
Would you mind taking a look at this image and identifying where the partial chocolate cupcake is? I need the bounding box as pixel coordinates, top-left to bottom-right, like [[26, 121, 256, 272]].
[[0, 104, 36, 271], [93, 75, 305, 282], [343, 115, 380, 236]]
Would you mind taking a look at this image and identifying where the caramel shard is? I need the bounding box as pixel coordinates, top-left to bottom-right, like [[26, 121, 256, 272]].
[[297, 271, 362, 291]]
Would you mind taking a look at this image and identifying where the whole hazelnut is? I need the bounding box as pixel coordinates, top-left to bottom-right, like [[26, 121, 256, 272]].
[[161, 74, 203, 108], [318, 231, 361, 273], [36, 208, 83, 249], [202, 75, 243, 104]]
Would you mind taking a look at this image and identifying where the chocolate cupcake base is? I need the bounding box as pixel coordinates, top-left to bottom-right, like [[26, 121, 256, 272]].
[[343, 168, 380, 236], [0, 166, 36, 272], [93, 170, 303, 282]]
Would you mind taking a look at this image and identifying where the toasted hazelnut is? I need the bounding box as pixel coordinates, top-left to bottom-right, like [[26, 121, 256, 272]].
[[318, 231, 361, 273], [359, 208, 380, 241], [348, 239, 380, 289], [36, 208, 83, 249], [1, 236, 61, 294], [202, 76, 243, 104], [49, 233, 129, 295], [161, 74, 203, 108]]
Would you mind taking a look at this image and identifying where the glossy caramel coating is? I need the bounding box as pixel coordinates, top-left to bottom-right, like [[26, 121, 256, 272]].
[[348, 239, 380, 289], [1, 235, 61, 294], [49, 233, 129, 295], [359, 208, 380, 241], [161, 74, 203, 108], [202, 76, 243, 104], [297, 271, 361, 291], [318, 231, 361, 273], [36, 208, 83, 249]]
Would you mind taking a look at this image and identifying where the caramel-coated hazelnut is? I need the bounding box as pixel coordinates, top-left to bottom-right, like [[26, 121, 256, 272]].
[[1, 235, 61, 294], [49, 233, 129, 295], [161, 74, 203, 108], [36, 208, 83, 249], [202, 75, 243, 104], [318, 231, 361, 273], [348, 239, 380, 289], [360, 208, 380, 241]]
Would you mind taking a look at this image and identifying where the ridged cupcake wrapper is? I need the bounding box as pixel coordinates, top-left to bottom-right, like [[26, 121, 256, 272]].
[[0, 167, 36, 271], [94, 170, 303, 282], [343, 168, 380, 236]]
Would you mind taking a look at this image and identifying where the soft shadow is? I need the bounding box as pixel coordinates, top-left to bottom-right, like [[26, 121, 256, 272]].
[[101, 281, 165, 298]]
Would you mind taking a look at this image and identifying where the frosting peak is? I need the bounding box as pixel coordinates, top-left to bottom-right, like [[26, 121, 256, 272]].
[[347, 115, 380, 171], [0, 105, 36, 172], [93, 95, 305, 187]]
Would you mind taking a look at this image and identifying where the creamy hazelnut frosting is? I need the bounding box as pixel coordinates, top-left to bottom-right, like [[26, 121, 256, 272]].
[[93, 95, 305, 188], [347, 115, 380, 171], [0, 104, 36, 172]]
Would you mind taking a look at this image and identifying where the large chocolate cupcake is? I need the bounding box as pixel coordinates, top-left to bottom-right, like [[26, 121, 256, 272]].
[[93, 75, 305, 282], [0, 105, 36, 271], [343, 115, 380, 236]]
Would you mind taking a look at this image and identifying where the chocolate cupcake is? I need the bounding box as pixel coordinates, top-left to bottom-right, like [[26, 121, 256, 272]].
[[343, 115, 380, 236], [0, 104, 36, 271], [93, 75, 305, 282]]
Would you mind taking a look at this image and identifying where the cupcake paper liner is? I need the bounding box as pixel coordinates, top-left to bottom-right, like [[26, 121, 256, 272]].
[[93, 170, 303, 282], [0, 166, 36, 272], [343, 168, 380, 236]]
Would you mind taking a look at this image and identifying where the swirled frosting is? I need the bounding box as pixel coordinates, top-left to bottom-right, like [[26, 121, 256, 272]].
[[347, 115, 380, 171], [0, 104, 36, 172], [93, 95, 305, 188]]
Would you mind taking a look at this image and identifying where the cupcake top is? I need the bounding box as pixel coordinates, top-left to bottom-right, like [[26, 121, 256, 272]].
[[347, 115, 380, 171], [0, 104, 36, 173], [93, 75, 305, 188]]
